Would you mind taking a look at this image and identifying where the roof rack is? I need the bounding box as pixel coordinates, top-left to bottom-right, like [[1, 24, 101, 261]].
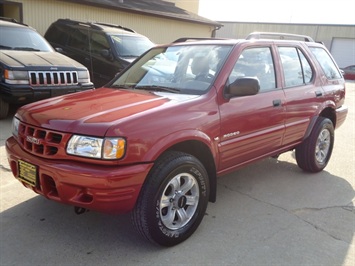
[[173, 37, 225, 43], [246, 32, 314, 42], [56, 19, 135, 33], [93, 22, 135, 33]]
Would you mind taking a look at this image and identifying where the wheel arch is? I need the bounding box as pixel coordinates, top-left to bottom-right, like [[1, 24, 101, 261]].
[[304, 106, 336, 139], [319, 107, 336, 127], [166, 140, 217, 203], [141, 130, 218, 203]]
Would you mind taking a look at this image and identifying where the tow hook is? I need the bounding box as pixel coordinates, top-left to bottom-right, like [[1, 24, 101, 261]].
[[74, 206, 87, 215]]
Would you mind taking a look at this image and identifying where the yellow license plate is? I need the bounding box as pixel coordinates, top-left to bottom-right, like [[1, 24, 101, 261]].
[[18, 160, 37, 187]]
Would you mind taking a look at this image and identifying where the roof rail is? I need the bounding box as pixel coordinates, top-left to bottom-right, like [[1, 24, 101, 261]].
[[94, 22, 135, 33], [173, 37, 224, 43], [246, 32, 314, 42], [56, 19, 135, 33]]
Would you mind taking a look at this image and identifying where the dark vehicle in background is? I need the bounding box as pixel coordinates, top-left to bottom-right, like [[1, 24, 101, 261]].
[[341, 65, 355, 80], [0, 18, 94, 119], [45, 19, 155, 87]]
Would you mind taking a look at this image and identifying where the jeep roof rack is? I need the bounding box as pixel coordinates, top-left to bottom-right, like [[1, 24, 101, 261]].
[[57, 18, 135, 33], [246, 32, 315, 42]]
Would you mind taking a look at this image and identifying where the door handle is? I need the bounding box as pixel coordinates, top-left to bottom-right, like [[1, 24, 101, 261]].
[[315, 91, 323, 97], [273, 99, 282, 107]]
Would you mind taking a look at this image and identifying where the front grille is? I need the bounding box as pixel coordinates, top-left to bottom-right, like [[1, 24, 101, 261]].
[[18, 123, 64, 157], [29, 71, 78, 86]]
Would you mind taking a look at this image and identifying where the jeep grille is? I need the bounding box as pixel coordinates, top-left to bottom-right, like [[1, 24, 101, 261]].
[[29, 71, 78, 86], [17, 122, 66, 157]]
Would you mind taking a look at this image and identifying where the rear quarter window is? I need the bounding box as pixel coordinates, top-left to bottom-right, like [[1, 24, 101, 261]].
[[309, 47, 342, 80], [45, 25, 68, 46]]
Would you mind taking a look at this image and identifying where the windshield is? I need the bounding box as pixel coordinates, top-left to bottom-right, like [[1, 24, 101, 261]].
[[110, 34, 154, 57], [0, 26, 53, 52], [111, 44, 232, 95]]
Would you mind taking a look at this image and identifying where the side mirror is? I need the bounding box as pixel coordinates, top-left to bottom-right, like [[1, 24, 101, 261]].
[[225, 77, 260, 98], [100, 49, 113, 60], [55, 47, 64, 53]]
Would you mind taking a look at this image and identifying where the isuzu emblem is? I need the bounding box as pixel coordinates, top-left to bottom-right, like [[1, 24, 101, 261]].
[[26, 136, 41, 145]]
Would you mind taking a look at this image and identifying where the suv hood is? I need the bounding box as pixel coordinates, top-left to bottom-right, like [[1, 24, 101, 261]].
[[0, 50, 85, 68], [16, 87, 199, 135]]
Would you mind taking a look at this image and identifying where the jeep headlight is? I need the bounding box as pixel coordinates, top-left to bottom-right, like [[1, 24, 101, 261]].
[[77, 70, 91, 83], [4, 70, 29, 85], [67, 135, 126, 159]]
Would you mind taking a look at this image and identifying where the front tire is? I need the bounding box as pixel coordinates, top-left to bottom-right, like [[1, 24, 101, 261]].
[[0, 97, 9, 119], [296, 117, 334, 172], [132, 151, 209, 246]]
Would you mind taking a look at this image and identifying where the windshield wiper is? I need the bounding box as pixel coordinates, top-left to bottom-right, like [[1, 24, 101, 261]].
[[13, 47, 41, 51], [135, 85, 180, 93], [110, 84, 134, 89]]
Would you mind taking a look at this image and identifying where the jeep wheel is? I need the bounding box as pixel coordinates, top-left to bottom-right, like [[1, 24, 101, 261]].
[[296, 117, 334, 172], [0, 98, 9, 119], [132, 151, 209, 246]]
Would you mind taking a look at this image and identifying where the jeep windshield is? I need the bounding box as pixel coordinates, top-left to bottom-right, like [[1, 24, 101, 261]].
[[110, 44, 233, 95], [0, 27, 53, 52], [110, 35, 154, 58]]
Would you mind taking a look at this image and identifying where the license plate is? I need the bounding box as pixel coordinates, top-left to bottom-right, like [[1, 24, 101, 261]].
[[18, 160, 37, 187]]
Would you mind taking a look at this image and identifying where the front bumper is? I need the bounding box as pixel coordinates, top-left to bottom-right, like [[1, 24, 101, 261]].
[[0, 82, 94, 104], [6, 137, 153, 213]]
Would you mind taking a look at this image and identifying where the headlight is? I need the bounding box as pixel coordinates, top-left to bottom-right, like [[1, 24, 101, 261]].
[[77, 70, 91, 83], [4, 70, 29, 85], [12, 117, 20, 137], [67, 135, 126, 159]]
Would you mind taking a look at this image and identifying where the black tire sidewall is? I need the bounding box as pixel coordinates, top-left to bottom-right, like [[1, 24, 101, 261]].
[[296, 117, 334, 172], [144, 153, 209, 246], [0, 97, 9, 119], [312, 119, 334, 169]]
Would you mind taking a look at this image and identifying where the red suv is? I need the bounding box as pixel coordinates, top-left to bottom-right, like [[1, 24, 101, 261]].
[[6, 32, 348, 246]]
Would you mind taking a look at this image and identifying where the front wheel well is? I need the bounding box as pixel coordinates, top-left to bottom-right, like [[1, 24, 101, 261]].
[[165, 140, 217, 203]]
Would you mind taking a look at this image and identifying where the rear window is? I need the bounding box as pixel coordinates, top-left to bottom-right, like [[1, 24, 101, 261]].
[[309, 47, 342, 80]]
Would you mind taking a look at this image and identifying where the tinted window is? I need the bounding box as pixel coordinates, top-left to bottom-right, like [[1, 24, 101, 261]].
[[67, 28, 89, 50], [279, 47, 313, 87], [309, 47, 342, 80], [90, 32, 110, 56], [45, 25, 68, 46], [228, 47, 276, 92]]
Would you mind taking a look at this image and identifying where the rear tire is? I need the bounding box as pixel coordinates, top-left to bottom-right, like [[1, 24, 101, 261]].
[[296, 117, 334, 172], [0, 97, 9, 119], [132, 151, 209, 246]]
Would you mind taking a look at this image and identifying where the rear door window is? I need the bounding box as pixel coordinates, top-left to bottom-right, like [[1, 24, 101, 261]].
[[278, 47, 314, 87]]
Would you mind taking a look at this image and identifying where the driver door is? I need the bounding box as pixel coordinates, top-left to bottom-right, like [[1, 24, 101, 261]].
[[218, 46, 286, 171]]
